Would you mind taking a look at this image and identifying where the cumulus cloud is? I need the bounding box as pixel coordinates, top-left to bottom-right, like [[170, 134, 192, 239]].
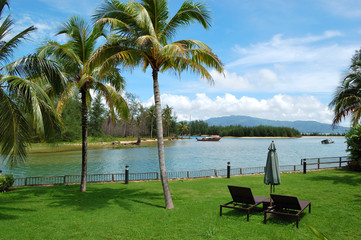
[[143, 93, 335, 124], [224, 31, 356, 94]]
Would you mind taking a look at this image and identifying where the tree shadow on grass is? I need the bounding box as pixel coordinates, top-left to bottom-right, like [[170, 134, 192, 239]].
[[307, 170, 361, 186], [0, 206, 35, 221], [4, 183, 165, 213]]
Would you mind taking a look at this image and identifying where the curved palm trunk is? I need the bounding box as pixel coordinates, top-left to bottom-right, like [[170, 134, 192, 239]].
[[152, 69, 174, 209], [80, 87, 88, 192]]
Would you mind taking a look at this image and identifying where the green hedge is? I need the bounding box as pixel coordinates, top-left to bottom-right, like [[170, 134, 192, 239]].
[[0, 174, 14, 192]]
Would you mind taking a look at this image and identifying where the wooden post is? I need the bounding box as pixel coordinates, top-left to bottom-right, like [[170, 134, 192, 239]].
[[227, 162, 231, 178], [318, 158, 320, 169], [294, 165, 296, 172], [214, 169, 218, 177], [112, 174, 114, 182], [339, 157, 342, 168], [240, 168, 242, 175], [187, 171, 190, 178], [156, 172, 159, 180], [303, 161, 307, 174], [64, 176, 66, 184], [25, 178, 27, 186]]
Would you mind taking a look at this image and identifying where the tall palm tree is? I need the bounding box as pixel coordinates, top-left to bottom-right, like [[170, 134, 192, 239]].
[[38, 16, 129, 192], [0, 0, 63, 166], [94, 0, 224, 209], [330, 49, 361, 126]]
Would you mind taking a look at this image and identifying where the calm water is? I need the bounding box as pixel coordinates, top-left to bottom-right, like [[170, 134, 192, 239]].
[[0, 137, 347, 178]]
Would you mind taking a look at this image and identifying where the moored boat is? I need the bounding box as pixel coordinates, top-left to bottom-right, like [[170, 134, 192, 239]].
[[196, 136, 221, 141], [321, 138, 334, 144]]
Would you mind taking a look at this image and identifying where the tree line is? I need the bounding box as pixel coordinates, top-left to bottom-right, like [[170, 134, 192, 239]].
[[188, 120, 301, 137]]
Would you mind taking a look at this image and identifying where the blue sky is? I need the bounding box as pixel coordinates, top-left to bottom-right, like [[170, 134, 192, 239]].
[[8, 0, 361, 126]]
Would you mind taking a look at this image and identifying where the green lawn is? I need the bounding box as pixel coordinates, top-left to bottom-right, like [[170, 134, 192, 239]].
[[1, 169, 360, 239]]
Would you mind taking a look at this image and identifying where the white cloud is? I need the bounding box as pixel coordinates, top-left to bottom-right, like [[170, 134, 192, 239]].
[[224, 32, 356, 94], [143, 93, 339, 125]]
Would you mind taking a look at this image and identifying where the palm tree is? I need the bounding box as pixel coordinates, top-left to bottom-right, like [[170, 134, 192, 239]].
[[330, 49, 361, 126], [178, 121, 189, 136], [162, 105, 173, 137], [0, 0, 63, 166], [38, 16, 129, 192], [93, 0, 224, 209], [148, 105, 156, 138]]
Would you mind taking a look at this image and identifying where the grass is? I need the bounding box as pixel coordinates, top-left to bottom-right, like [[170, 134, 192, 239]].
[[0, 169, 360, 239], [27, 137, 177, 154]]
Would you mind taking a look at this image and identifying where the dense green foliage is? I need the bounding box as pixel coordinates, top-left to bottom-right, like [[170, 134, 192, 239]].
[[189, 120, 301, 137], [0, 170, 359, 239], [60, 97, 82, 141], [88, 94, 108, 138], [345, 124, 361, 171], [0, 174, 14, 192]]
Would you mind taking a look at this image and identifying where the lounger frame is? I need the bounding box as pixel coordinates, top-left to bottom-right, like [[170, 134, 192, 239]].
[[220, 186, 269, 221], [264, 194, 311, 228]]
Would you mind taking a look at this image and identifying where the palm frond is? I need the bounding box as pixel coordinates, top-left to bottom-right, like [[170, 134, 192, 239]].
[[0, 87, 30, 166], [0, 17, 36, 63], [161, 0, 212, 43], [95, 82, 129, 121], [141, 0, 168, 35]]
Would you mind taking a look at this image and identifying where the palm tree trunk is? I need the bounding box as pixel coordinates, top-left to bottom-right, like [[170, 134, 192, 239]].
[[152, 69, 174, 209], [80, 87, 88, 192]]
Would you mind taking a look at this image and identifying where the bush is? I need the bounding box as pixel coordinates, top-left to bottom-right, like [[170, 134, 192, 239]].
[[345, 124, 361, 171], [0, 174, 15, 192]]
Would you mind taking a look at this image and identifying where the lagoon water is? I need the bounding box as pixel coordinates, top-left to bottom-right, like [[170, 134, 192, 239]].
[[0, 137, 347, 178]]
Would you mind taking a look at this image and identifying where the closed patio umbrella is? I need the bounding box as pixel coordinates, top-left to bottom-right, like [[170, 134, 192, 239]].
[[264, 141, 281, 206]]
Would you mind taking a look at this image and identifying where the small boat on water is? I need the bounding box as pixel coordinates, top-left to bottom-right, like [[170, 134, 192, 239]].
[[321, 138, 334, 144], [196, 136, 221, 142]]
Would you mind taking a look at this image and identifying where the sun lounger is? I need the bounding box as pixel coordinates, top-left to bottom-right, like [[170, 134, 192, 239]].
[[220, 185, 270, 221], [264, 194, 311, 228]]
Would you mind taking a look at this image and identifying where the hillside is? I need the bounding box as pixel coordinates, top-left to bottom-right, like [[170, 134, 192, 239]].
[[205, 115, 349, 134]]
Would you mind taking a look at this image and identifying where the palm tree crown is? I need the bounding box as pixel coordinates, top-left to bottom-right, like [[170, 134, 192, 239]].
[[330, 49, 361, 126]]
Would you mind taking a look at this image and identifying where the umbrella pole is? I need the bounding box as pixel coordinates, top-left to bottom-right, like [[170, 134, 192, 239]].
[[270, 184, 272, 207]]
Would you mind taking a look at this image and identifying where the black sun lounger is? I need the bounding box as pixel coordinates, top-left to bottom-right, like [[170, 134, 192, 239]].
[[220, 185, 270, 221], [264, 194, 311, 228]]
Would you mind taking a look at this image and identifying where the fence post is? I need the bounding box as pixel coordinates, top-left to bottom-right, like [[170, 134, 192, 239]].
[[63, 176, 66, 184], [303, 161, 307, 174], [112, 174, 114, 182], [125, 165, 129, 184], [318, 158, 320, 169], [187, 171, 190, 178], [156, 172, 159, 180], [25, 177, 28, 186], [214, 169, 218, 177], [339, 157, 342, 168], [227, 162, 231, 178], [240, 168, 242, 175]]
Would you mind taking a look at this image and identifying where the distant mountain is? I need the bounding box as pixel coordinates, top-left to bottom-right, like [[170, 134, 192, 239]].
[[205, 115, 349, 134]]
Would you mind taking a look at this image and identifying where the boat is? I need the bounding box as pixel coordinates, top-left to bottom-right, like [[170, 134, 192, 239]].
[[196, 136, 221, 141], [321, 138, 334, 144]]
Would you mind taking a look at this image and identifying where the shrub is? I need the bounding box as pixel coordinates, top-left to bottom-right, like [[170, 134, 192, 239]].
[[0, 174, 15, 192], [345, 124, 361, 171]]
